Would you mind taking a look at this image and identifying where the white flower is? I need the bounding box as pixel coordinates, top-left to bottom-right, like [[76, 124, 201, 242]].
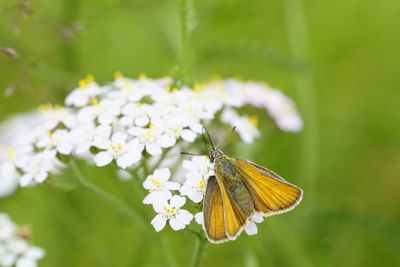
[[221, 108, 260, 144], [259, 88, 303, 132], [0, 214, 17, 240], [0, 162, 19, 198], [274, 106, 303, 132], [178, 101, 213, 133], [15, 246, 45, 267], [194, 212, 204, 225], [78, 98, 122, 125], [182, 156, 214, 177], [180, 171, 208, 203], [128, 125, 172, 156], [16, 150, 57, 186], [244, 214, 264, 235], [155, 116, 197, 147], [94, 133, 141, 169], [70, 124, 111, 154], [142, 168, 180, 205], [38, 104, 77, 130], [151, 195, 193, 231], [36, 129, 74, 155], [0, 213, 45, 267], [65, 76, 104, 107], [108, 76, 146, 103], [120, 102, 154, 127]]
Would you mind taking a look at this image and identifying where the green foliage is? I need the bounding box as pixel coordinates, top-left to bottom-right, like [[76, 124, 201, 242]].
[[1, 0, 400, 266]]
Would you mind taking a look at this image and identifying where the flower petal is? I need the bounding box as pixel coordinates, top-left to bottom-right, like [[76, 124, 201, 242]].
[[151, 214, 167, 232], [169, 217, 184, 231], [194, 212, 204, 225], [245, 221, 258, 235], [170, 195, 186, 208], [94, 152, 113, 167], [146, 143, 162, 155]]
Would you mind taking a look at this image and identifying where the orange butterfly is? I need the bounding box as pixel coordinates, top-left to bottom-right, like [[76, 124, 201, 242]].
[[199, 129, 303, 243]]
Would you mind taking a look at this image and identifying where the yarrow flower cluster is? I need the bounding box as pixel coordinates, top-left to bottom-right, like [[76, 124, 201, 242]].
[[0, 73, 302, 237], [0, 213, 45, 267]]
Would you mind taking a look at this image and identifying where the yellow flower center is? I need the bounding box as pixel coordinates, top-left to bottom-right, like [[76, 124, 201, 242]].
[[6, 147, 15, 160], [150, 177, 161, 186], [139, 73, 147, 80], [91, 98, 99, 105], [250, 115, 259, 126], [114, 71, 123, 80], [38, 103, 53, 112], [78, 75, 94, 87], [199, 178, 205, 189]]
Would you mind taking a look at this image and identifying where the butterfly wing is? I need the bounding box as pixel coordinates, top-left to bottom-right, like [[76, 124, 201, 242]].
[[215, 174, 247, 239], [203, 176, 228, 243], [244, 160, 285, 181], [236, 159, 303, 216]]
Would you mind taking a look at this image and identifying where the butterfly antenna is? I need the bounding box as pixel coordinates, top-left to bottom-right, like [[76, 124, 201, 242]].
[[202, 127, 215, 149], [180, 152, 204, 156], [222, 126, 237, 149]]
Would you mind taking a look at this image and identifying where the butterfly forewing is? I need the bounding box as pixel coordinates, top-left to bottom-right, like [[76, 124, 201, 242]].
[[203, 176, 228, 242], [236, 159, 303, 215]]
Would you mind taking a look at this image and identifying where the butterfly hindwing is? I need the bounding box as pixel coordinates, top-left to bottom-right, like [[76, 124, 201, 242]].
[[236, 159, 303, 216]]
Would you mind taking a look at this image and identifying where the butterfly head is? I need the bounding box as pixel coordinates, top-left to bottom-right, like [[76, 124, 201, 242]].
[[209, 146, 224, 162]]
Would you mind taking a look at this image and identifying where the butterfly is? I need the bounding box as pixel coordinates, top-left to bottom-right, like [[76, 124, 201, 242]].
[[195, 128, 303, 243]]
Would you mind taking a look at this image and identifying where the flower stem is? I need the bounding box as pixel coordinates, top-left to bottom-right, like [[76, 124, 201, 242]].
[[69, 159, 150, 232], [179, 0, 193, 85], [283, 0, 318, 204], [190, 234, 207, 267]]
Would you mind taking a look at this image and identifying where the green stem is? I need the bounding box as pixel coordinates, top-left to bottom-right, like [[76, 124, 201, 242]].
[[161, 235, 179, 267], [69, 159, 150, 232], [283, 0, 318, 205], [179, 0, 193, 85], [142, 155, 150, 177], [190, 235, 208, 267]]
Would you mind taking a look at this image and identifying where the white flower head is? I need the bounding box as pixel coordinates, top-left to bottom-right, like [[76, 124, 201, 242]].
[[108, 73, 147, 103], [151, 195, 193, 231], [94, 132, 141, 169], [65, 75, 104, 107], [143, 168, 180, 205], [36, 129, 74, 155], [70, 124, 111, 154], [0, 213, 45, 267], [120, 102, 154, 127], [182, 156, 214, 177], [180, 171, 209, 203], [128, 124, 172, 156], [221, 108, 260, 144], [38, 104, 77, 130], [154, 115, 197, 147], [16, 150, 57, 186], [180, 156, 214, 203], [78, 98, 122, 125]]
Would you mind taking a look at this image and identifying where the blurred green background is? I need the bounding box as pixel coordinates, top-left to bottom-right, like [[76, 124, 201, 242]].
[[1, 0, 399, 266]]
